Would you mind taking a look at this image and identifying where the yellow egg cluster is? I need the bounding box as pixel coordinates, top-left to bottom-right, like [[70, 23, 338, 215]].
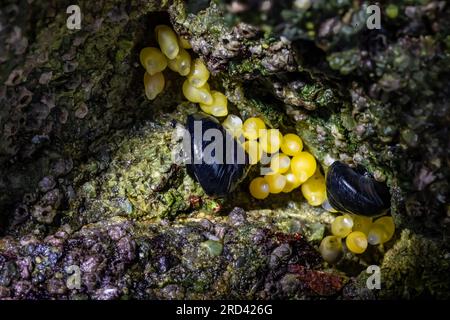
[[240, 117, 324, 202], [320, 214, 395, 259], [139, 25, 228, 117]]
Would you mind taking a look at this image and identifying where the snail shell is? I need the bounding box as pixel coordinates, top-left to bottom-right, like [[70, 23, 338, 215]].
[[186, 112, 248, 197], [325, 161, 390, 217]]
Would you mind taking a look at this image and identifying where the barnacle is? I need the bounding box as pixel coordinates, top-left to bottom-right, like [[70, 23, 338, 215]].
[[188, 58, 210, 88], [182, 79, 213, 105], [319, 236, 343, 264], [280, 133, 303, 156], [346, 231, 368, 254], [259, 129, 283, 154], [140, 47, 168, 75], [168, 47, 191, 76], [269, 153, 291, 174], [199, 91, 228, 117], [243, 140, 263, 164], [264, 173, 287, 194], [367, 216, 395, 245], [155, 24, 180, 59], [300, 171, 326, 206], [249, 177, 270, 199], [143, 72, 165, 100], [331, 214, 354, 238], [222, 115, 243, 138], [290, 151, 317, 183]]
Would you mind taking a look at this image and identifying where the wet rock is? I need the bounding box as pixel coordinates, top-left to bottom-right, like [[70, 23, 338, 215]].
[[0, 0, 447, 301]]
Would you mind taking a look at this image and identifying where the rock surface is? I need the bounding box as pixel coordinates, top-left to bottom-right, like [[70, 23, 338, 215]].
[[0, 0, 448, 299]]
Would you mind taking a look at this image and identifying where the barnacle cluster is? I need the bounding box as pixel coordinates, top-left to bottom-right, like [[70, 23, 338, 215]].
[[319, 214, 396, 263], [139, 25, 228, 117]]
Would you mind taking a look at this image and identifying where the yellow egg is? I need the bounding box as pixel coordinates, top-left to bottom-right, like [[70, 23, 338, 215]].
[[264, 173, 287, 194], [243, 140, 263, 165], [346, 231, 368, 254], [269, 153, 291, 174], [259, 129, 283, 154], [282, 171, 302, 193], [319, 236, 343, 263], [167, 48, 191, 76], [200, 91, 228, 117], [331, 214, 354, 238], [143, 72, 165, 100], [182, 79, 213, 105], [280, 133, 303, 156], [188, 58, 210, 88], [368, 216, 395, 245], [139, 47, 168, 75], [351, 215, 372, 236], [291, 151, 317, 183], [249, 177, 270, 199], [242, 117, 266, 140], [222, 115, 243, 138], [155, 25, 179, 60], [300, 172, 326, 206], [178, 36, 192, 49]]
